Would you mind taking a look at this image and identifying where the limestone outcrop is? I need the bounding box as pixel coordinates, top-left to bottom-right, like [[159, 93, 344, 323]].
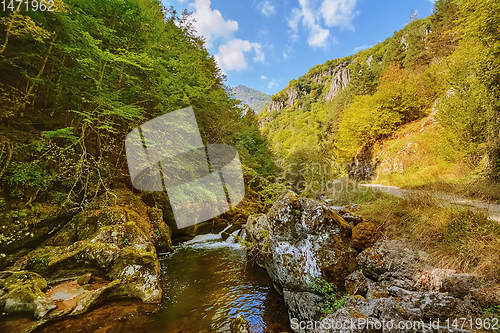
[[246, 192, 359, 331]]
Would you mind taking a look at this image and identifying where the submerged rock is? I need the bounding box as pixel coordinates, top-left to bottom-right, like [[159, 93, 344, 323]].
[[230, 315, 250, 333]]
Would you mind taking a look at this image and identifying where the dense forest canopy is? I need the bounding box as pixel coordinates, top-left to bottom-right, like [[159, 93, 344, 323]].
[[0, 0, 276, 214]]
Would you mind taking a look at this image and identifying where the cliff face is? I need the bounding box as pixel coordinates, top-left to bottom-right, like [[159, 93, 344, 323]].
[[265, 61, 352, 113], [325, 62, 351, 101]]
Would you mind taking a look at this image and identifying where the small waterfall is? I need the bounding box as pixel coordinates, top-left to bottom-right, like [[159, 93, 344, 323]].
[[176, 225, 246, 250], [226, 229, 247, 244]]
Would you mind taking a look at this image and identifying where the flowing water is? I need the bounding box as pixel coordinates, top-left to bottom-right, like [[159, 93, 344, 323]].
[[2, 229, 291, 333], [151, 230, 291, 332]]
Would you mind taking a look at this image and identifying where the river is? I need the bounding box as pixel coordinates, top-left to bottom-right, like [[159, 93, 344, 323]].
[[1, 229, 291, 333]]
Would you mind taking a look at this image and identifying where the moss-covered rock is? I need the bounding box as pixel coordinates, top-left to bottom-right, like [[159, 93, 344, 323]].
[[147, 207, 173, 252], [4, 271, 47, 292], [2, 281, 55, 319], [4, 188, 169, 320], [351, 221, 382, 250], [246, 191, 359, 328], [77, 273, 92, 286], [0, 203, 72, 257]]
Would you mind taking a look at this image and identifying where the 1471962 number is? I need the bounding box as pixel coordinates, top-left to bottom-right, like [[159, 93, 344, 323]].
[[1, 0, 54, 12]]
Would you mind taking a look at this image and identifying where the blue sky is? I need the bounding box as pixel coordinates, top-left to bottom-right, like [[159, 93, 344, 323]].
[[161, 0, 437, 96]]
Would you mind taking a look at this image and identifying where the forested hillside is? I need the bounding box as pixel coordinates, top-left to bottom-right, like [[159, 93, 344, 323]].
[[0, 0, 281, 274], [231, 85, 271, 114], [0, 0, 277, 210], [259, 0, 500, 197]]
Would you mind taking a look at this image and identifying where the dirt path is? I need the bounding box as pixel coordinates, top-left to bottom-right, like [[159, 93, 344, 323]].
[[360, 184, 500, 222]]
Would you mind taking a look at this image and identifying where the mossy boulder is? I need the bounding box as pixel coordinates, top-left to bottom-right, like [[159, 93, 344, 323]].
[[147, 207, 173, 252], [1, 277, 55, 319], [0, 203, 72, 256], [4, 271, 47, 292], [245, 214, 271, 267], [253, 191, 358, 291], [77, 272, 92, 286], [7, 188, 167, 321], [351, 221, 382, 250], [246, 191, 359, 328]]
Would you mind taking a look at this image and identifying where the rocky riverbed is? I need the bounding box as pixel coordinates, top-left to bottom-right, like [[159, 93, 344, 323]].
[[245, 191, 500, 333], [1, 189, 499, 333]]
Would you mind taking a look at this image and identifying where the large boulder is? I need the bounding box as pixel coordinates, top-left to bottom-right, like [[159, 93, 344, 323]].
[[0, 272, 55, 319], [357, 239, 432, 282], [2, 188, 169, 320], [246, 192, 359, 332], [264, 192, 358, 291]]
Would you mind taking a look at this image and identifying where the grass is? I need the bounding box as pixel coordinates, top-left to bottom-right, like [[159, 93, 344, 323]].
[[373, 115, 500, 203], [327, 183, 500, 283]]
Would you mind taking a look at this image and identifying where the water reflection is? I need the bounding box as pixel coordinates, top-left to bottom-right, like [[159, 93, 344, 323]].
[[154, 236, 291, 332], [20, 233, 291, 333]]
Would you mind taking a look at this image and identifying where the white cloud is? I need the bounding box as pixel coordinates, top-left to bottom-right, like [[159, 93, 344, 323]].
[[286, 0, 360, 49], [188, 0, 238, 48], [214, 39, 265, 72], [288, 7, 302, 33], [283, 44, 293, 59], [298, 0, 331, 48], [321, 0, 360, 31], [261, 75, 267, 80], [257, 1, 277, 17], [352, 44, 371, 53], [268, 79, 279, 90]]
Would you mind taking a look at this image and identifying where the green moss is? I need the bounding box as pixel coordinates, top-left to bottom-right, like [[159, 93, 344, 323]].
[[4, 272, 47, 292], [28, 255, 52, 271]]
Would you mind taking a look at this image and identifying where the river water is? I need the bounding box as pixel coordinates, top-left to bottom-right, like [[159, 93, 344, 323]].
[[151, 231, 291, 332], [2, 230, 291, 333]]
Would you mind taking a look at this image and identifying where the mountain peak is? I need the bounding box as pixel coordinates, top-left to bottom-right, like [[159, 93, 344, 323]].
[[232, 85, 271, 113]]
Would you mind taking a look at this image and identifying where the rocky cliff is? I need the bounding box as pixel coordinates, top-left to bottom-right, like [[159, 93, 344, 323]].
[[265, 61, 351, 114]]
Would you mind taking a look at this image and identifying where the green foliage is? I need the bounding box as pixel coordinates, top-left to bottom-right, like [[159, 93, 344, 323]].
[[10, 209, 29, 218], [337, 65, 429, 160], [6, 162, 52, 196], [0, 0, 274, 210], [270, 90, 288, 104], [42, 127, 79, 146], [308, 276, 348, 318], [29, 255, 52, 267], [50, 191, 66, 204], [123, 238, 131, 247], [485, 305, 500, 314]]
